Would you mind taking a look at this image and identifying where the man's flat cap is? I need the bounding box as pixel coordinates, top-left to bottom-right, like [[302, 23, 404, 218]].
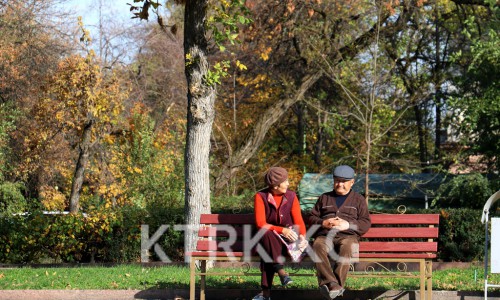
[[333, 165, 355, 179]]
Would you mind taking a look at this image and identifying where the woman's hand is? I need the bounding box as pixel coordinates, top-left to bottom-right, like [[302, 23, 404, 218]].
[[282, 227, 298, 242]]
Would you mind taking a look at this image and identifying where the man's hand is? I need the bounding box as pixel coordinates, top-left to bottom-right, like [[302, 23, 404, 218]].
[[322, 217, 349, 231], [282, 227, 298, 241]]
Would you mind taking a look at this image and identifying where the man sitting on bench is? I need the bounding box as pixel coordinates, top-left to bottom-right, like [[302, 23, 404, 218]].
[[308, 165, 371, 300]]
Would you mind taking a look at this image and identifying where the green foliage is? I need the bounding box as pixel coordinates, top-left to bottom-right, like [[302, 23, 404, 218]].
[[379, 208, 493, 262], [0, 182, 27, 216], [204, 0, 252, 86], [144, 206, 184, 262], [438, 208, 486, 262], [101, 206, 147, 263], [432, 173, 494, 209], [209, 0, 252, 51], [0, 103, 19, 181], [115, 110, 184, 209], [205, 60, 230, 85], [0, 210, 118, 263], [0, 202, 188, 264], [211, 189, 254, 213], [450, 16, 500, 172]]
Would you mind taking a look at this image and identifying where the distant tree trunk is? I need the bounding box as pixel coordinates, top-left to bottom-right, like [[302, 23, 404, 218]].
[[293, 102, 306, 156], [433, 4, 442, 162], [314, 111, 328, 167], [434, 93, 442, 160], [414, 105, 430, 172], [183, 0, 214, 257], [69, 118, 94, 213]]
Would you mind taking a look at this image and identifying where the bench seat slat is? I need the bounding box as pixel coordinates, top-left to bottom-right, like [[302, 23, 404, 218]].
[[189, 252, 437, 259], [359, 253, 437, 259], [190, 251, 245, 257], [197, 240, 244, 252], [198, 227, 245, 238]]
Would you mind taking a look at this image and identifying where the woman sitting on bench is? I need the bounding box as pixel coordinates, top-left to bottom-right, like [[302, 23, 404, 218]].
[[253, 166, 308, 300]]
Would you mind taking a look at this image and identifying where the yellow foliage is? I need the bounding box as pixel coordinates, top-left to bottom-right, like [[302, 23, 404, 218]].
[[236, 60, 247, 71], [40, 185, 67, 211], [260, 47, 272, 61]]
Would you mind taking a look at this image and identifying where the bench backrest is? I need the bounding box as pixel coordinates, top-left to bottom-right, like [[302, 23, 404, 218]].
[[195, 213, 439, 259]]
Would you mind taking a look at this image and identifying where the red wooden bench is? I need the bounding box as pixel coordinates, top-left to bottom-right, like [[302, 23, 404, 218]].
[[188, 213, 439, 300]]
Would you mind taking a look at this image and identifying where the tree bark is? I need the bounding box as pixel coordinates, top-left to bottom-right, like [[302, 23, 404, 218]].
[[294, 102, 306, 156], [69, 119, 94, 213], [314, 111, 328, 167], [414, 105, 430, 172], [183, 0, 214, 257], [433, 5, 442, 162], [214, 71, 323, 192]]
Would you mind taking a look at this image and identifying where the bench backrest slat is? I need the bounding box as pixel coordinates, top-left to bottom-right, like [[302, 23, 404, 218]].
[[198, 227, 245, 238], [359, 241, 438, 252], [370, 214, 439, 225], [363, 227, 438, 238], [198, 226, 438, 239], [199, 214, 254, 224], [199, 214, 440, 225]]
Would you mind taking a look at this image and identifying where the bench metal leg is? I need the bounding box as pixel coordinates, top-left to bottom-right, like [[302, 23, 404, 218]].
[[190, 259, 196, 300]]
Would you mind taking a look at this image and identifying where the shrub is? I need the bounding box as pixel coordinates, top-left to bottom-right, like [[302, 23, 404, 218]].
[[437, 208, 486, 262], [374, 208, 491, 262], [0, 182, 27, 216], [432, 173, 494, 209]]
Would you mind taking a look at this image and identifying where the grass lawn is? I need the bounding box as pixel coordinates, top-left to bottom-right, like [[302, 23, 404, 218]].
[[1, 264, 500, 291]]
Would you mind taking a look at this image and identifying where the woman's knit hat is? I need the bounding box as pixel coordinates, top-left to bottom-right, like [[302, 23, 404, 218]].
[[264, 167, 288, 186]]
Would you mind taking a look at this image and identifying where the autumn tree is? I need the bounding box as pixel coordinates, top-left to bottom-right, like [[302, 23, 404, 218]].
[[29, 20, 127, 213], [212, 0, 416, 192], [0, 0, 78, 208]]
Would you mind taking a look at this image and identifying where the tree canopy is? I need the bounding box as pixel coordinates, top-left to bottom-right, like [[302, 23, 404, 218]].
[[0, 0, 497, 222]]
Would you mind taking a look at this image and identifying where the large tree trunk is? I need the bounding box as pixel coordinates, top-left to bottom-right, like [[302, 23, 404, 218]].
[[183, 0, 214, 257], [69, 119, 94, 213], [214, 71, 323, 192]]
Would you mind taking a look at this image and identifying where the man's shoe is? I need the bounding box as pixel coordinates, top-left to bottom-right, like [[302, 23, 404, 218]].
[[252, 294, 271, 300], [319, 284, 345, 299], [328, 287, 345, 299], [280, 275, 293, 286], [319, 285, 331, 300]]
